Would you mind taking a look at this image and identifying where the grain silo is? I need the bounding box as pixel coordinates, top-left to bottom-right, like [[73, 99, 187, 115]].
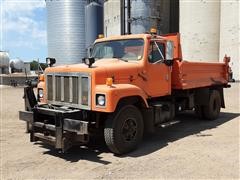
[[46, 0, 87, 65], [10, 58, 24, 73], [219, 1, 239, 80], [104, 0, 171, 36], [104, 1, 121, 37], [85, 1, 103, 49], [0, 51, 10, 74], [180, 0, 221, 62], [131, 0, 167, 34]]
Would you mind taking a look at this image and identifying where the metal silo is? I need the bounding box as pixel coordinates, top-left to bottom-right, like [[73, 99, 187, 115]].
[[131, 0, 162, 34], [46, 0, 87, 65], [0, 51, 10, 74], [10, 58, 24, 73], [103, 0, 121, 37], [180, 0, 220, 62], [85, 1, 103, 49]]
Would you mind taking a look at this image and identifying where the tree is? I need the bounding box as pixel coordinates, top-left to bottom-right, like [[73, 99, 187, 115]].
[[30, 60, 47, 71]]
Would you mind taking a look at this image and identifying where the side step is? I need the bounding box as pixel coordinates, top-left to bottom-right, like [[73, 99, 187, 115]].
[[158, 120, 180, 128]]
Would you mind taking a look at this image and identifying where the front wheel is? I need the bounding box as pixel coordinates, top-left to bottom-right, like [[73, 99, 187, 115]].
[[104, 105, 144, 155]]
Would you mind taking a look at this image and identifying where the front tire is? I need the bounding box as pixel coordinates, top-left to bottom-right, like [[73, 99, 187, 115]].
[[104, 105, 144, 155]]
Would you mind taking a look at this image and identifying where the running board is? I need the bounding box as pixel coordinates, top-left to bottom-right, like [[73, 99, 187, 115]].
[[158, 120, 180, 128]]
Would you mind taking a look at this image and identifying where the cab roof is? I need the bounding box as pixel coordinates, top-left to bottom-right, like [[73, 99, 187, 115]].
[[94, 33, 166, 43]]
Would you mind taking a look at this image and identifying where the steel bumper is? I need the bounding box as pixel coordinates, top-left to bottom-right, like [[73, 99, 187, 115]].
[[19, 105, 89, 152]]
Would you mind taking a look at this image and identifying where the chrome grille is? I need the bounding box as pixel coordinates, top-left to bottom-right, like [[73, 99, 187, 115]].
[[64, 76, 70, 102], [72, 76, 79, 104], [55, 76, 61, 101], [47, 75, 53, 100], [46, 73, 91, 110]]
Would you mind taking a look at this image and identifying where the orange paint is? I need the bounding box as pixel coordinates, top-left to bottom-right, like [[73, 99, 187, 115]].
[[39, 33, 229, 112]]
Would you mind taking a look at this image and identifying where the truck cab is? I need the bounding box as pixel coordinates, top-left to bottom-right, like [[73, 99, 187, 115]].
[[20, 32, 229, 154]]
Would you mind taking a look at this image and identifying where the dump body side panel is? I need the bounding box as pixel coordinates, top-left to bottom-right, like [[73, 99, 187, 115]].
[[172, 60, 228, 90]]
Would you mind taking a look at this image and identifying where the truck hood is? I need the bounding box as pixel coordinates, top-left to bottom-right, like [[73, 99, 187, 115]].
[[45, 59, 142, 83]]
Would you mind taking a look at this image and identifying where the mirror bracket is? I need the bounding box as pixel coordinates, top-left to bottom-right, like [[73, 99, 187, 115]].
[[164, 59, 174, 66]]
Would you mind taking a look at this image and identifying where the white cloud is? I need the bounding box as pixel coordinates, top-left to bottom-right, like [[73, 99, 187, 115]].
[[6, 40, 36, 49], [2, 0, 45, 17], [6, 17, 37, 34], [1, 0, 46, 49]]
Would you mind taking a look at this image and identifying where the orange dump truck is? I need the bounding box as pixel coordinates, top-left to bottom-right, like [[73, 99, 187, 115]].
[[19, 32, 230, 154]]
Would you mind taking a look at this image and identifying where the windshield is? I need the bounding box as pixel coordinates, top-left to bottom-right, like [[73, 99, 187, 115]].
[[91, 39, 144, 61]]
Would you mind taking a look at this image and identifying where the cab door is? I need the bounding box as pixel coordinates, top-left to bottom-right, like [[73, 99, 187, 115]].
[[144, 40, 171, 97]]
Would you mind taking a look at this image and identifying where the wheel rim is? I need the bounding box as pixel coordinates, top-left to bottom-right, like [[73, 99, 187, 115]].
[[122, 118, 137, 142]]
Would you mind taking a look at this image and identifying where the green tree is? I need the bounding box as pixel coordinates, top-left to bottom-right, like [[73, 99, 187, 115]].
[[30, 60, 47, 71]]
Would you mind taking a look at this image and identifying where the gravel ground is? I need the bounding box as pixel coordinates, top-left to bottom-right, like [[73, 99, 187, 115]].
[[0, 83, 239, 179]]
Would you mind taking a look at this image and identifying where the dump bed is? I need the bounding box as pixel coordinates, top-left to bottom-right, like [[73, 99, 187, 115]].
[[172, 59, 229, 90]]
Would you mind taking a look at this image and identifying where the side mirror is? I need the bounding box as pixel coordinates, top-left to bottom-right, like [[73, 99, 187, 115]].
[[82, 57, 95, 68], [164, 60, 174, 66], [165, 41, 174, 66], [46, 57, 56, 67], [87, 45, 93, 57]]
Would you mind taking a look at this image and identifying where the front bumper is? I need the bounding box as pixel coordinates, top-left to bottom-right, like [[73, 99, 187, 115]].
[[19, 105, 89, 152]]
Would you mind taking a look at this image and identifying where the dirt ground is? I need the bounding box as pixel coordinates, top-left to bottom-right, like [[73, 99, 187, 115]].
[[0, 83, 239, 179]]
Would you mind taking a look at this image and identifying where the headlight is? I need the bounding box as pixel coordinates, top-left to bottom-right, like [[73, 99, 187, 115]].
[[38, 88, 44, 98], [96, 94, 105, 106]]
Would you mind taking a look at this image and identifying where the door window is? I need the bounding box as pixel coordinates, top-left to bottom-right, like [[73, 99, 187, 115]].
[[148, 41, 165, 64]]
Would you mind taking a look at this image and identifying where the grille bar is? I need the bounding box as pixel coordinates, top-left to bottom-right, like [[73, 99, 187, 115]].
[[69, 77, 73, 103], [53, 75, 56, 101], [47, 75, 53, 101], [61, 76, 64, 102], [46, 73, 91, 110]]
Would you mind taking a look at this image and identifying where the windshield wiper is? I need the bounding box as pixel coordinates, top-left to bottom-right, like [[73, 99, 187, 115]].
[[112, 56, 128, 62]]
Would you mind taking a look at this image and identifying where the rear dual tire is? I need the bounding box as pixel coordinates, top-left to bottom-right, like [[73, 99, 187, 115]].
[[195, 90, 221, 120]]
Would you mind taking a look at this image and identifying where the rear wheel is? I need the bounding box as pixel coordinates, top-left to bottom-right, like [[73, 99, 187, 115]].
[[104, 105, 144, 155], [202, 90, 221, 120], [195, 105, 205, 119]]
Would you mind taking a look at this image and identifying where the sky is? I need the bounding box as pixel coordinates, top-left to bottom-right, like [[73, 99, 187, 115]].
[[0, 0, 47, 62]]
